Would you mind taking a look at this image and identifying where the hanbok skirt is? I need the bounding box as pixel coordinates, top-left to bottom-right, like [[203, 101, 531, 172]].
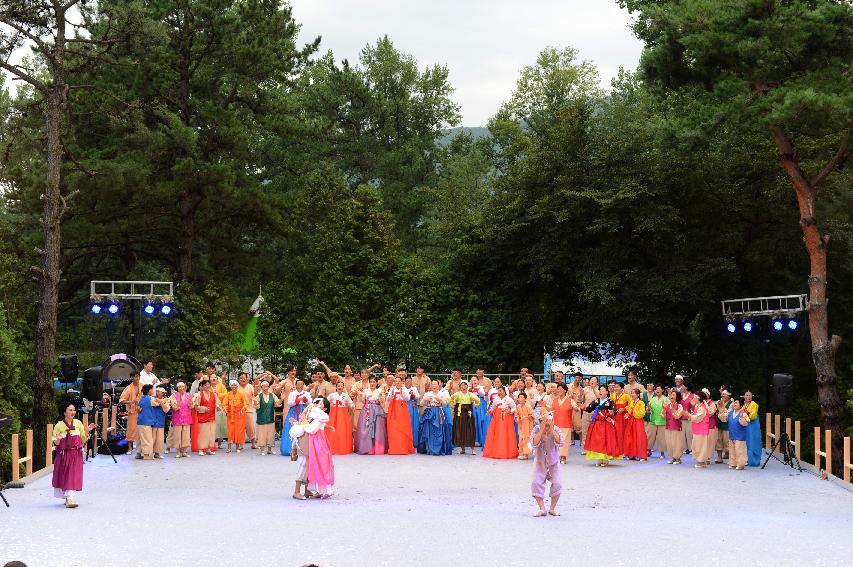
[[355, 401, 387, 455], [387, 400, 415, 454], [280, 405, 303, 456], [623, 416, 648, 459], [585, 411, 622, 461], [328, 404, 353, 454], [408, 399, 420, 448], [614, 412, 627, 454], [441, 405, 455, 454], [417, 406, 446, 456], [52, 435, 84, 493], [452, 404, 476, 448], [746, 418, 762, 466], [215, 408, 228, 439], [227, 411, 246, 444], [483, 411, 519, 459], [473, 395, 487, 446]]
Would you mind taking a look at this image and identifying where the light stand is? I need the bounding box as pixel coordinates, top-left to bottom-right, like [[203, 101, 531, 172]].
[[761, 410, 803, 472]]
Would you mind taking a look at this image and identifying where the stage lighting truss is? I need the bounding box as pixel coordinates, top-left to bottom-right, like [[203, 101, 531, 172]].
[[90, 281, 174, 317], [721, 294, 806, 334]]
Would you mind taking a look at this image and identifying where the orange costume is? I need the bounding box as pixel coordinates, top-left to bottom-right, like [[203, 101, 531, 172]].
[[119, 382, 141, 445], [327, 392, 354, 454], [551, 394, 574, 458], [483, 396, 519, 459], [222, 389, 249, 445], [611, 391, 631, 453], [515, 401, 534, 458], [386, 387, 415, 454]]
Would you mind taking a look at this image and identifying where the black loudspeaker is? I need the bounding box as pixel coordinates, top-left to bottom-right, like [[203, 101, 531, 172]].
[[82, 366, 104, 402], [771, 373, 794, 409], [58, 353, 79, 383]]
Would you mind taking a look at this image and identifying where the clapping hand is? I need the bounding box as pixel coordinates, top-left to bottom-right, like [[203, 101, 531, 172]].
[[86, 423, 97, 432]]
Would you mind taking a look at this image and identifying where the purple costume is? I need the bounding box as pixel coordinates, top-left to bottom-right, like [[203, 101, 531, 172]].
[[530, 424, 564, 499]]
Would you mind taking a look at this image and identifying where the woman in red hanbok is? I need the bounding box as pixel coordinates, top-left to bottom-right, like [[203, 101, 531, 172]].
[[327, 381, 354, 454], [622, 387, 648, 460], [584, 386, 622, 466], [483, 387, 519, 459], [386, 375, 415, 454]]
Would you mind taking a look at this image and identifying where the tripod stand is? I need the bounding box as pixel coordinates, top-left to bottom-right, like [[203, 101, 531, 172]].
[[85, 410, 117, 464], [761, 412, 803, 471]]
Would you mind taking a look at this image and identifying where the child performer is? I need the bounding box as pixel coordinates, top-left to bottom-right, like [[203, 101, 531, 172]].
[[515, 392, 535, 460], [327, 381, 355, 454], [531, 412, 564, 517]]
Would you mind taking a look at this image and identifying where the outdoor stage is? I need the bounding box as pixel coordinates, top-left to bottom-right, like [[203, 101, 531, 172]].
[[3, 448, 852, 567]]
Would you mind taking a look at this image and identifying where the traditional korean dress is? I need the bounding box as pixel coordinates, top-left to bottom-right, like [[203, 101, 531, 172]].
[[441, 388, 455, 454], [551, 394, 574, 459], [52, 419, 87, 499], [418, 390, 451, 455], [214, 382, 229, 441], [470, 385, 488, 447], [407, 386, 420, 448], [584, 398, 622, 461], [387, 386, 416, 454], [482, 388, 499, 443], [611, 391, 631, 454], [744, 400, 762, 466], [355, 389, 387, 455], [483, 395, 519, 459], [622, 399, 648, 459], [515, 401, 535, 458], [665, 402, 685, 460], [449, 391, 480, 449], [290, 408, 335, 497], [222, 389, 249, 445], [280, 389, 311, 456], [327, 392, 354, 454]]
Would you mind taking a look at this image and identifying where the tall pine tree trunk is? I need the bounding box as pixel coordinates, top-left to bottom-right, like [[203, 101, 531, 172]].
[[772, 127, 846, 474]]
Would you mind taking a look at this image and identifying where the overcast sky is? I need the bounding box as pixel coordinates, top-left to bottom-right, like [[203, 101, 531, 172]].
[[289, 0, 644, 126]]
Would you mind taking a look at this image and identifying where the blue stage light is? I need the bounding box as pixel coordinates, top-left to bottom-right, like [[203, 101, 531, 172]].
[[726, 323, 736, 333], [90, 304, 102, 314], [160, 304, 173, 316], [772, 320, 783, 332], [107, 302, 120, 315], [788, 319, 798, 331], [743, 321, 753, 332], [143, 303, 156, 316]]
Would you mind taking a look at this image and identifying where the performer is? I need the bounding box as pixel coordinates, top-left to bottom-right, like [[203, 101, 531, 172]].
[[447, 369, 463, 395], [118, 370, 142, 456], [680, 383, 695, 455], [404, 375, 420, 448], [281, 380, 312, 457], [52, 402, 97, 508], [483, 377, 502, 440], [234, 373, 256, 449], [530, 412, 564, 517], [715, 390, 733, 463], [418, 380, 451, 455], [222, 380, 249, 453], [583, 386, 621, 466], [356, 383, 389, 454], [191, 379, 219, 455], [254, 381, 282, 455], [622, 387, 648, 461], [579, 376, 599, 452], [387, 374, 415, 454], [743, 390, 762, 466], [469, 376, 488, 447], [169, 382, 192, 457], [211, 373, 229, 449], [550, 383, 573, 464], [664, 389, 685, 464], [688, 391, 711, 468], [135, 385, 157, 460], [412, 364, 431, 399], [327, 381, 354, 454], [721, 398, 750, 470], [150, 387, 170, 459], [440, 381, 456, 454], [610, 381, 631, 455], [646, 384, 667, 459], [702, 389, 718, 466], [289, 399, 335, 499], [515, 392, 534, 460], [449, 381, 480, 455], [483, 387, 519, 459]]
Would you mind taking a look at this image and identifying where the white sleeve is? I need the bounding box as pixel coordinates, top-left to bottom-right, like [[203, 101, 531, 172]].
[[409, 387, 420, 400], [344, 394, 354, 407], [287, 391, 298, 406], [289, 423, 305, 440]]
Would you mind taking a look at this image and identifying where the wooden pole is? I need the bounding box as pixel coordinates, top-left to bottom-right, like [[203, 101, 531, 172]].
[[11, 433, 19, 481], [101, 407, 108, 442], [25, 429, 33, 477], [844, 437, 851, 484], [826, 429, 833, 477], [794, 420, 801, 460], [46, 423, 54, 467], [765, 413, 772, 449], [815, 426, 821, 469]]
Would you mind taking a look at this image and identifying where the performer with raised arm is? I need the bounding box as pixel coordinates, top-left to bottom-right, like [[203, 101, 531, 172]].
[[531, 411, 564, 517]]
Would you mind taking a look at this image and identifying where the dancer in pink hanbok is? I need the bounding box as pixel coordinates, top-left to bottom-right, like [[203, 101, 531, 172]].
[[290, 399, 336, 499]]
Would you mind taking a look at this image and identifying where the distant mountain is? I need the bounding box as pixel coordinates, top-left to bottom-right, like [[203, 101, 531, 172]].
[[438, 126, 490, 145]]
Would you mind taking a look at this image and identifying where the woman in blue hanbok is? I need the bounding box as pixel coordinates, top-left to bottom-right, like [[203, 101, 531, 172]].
[[404, 376, 420, 449], [743, 391, 762, 466], [470, 377, 488, 447], [418, 382, 450, 455], [280, 381, 312, 456]]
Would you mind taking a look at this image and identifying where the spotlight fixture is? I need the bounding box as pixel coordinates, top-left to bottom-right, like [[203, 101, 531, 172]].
[[107, 302, 120, 315], [772, 320, 783, 332], [160, 304, 173, 316], [143, 303, 156, 316], [90, 304, 103, 315], [726, 323, 736, 333], [742, 321, 753, 333], [787, 319, 798, 331]]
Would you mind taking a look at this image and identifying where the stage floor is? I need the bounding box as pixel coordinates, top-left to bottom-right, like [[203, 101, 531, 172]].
[[3, 444, 852, 567]]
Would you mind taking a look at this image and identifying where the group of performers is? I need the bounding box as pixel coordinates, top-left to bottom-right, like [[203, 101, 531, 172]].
[[51, 361, 762, 510]]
